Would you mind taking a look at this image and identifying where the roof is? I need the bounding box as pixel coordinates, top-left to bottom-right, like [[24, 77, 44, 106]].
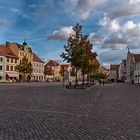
[[0, 42, 32, 52], [33, 53, 44, 63], [0, 45, 18, 58], [46, 60, 59, 66], [60, 64, 70, 68], [110, 64, 118, 71], [133, 54, 140, 62]]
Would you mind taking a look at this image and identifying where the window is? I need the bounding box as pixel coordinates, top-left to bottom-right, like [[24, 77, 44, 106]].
[[10, 66, 13, 71], [0, 76, 2, 80], [15, 59, 17, 63], [7, 58, 9, 62], [6, 65, 9, 71], [11, 58, 13, 63], [0, 57, 3, 62], [0, 65, 2, 70]]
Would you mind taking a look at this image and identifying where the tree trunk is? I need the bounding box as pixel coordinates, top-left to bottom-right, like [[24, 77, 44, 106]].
[[75, 69, 78, 86], [82, 73, 85, 85]]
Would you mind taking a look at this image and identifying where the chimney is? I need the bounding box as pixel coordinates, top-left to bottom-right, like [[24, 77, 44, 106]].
[[6, 41, 10, 47]]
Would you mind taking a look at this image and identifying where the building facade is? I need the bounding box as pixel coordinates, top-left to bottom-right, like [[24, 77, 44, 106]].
[[118, 59, 126, 82], [0, 55, 5, 82], [0, 45, 19, 82], [133, 54, 140, 84], [0, 41, 44, 82], [44, 60, 61, 82], [33, 53, 44, 81], [108, 64, 118, 81]]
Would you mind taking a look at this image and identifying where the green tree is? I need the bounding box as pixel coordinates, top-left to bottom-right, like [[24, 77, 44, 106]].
[[91, 72, 107, 79], [15, 56, 33, 81], [60, 23, 100, 85], [60, 23, 82, 85]]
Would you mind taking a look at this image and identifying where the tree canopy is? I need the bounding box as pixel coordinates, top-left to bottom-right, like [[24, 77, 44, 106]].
[[60, 23, 100, 84], [15, 56, 33, 81]]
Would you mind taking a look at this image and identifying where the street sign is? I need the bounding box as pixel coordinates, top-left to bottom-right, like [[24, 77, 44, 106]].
[[64, 71, 69, 80]]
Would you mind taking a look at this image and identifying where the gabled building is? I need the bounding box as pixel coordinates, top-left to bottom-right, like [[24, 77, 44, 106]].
[[0, 55, 6, 82], [118, 59, 126, 82], [0, 45, 18, 82], [5, 41, 33, 64], [98, 66, 109, 77], [60, 64, 73, 81], [126, 49, 135, 83], [108, 64, 118, 81], [44, 60, 61, 81], [133, 54, 140, 84], [33, 53, 44, 81]]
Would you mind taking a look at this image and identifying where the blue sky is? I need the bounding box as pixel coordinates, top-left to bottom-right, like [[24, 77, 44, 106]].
[[0, 0, 140, 68]]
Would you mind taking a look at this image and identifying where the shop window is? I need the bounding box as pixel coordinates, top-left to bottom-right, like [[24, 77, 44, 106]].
[[0, 57, 3, 62], [0, 65, 2, 70]]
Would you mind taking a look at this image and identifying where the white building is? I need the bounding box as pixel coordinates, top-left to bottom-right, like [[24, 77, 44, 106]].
[[118, 59, 126, 82], [0, 55, 6, 82], [126, 49, 135, 83], [108, 64, 118, 81], [134, 54, 140, 84], [32, 53, 44, 81]]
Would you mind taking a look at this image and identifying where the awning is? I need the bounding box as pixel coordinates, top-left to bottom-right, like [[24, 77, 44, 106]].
[[7, 73, 19, 77]]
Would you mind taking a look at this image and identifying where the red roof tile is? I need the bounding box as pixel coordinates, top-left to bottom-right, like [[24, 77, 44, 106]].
[[110, 64, 118, 71], [33, 53, 44, 63], [46, 60, 59, 66], [0, 45, 18, 58], [60, 64, 70, 68]]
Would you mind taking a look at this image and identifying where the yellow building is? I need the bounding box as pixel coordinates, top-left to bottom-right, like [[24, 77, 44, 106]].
[[6, 41, 33, 64], [0, 44, 18, 82], [45, 60, 61, 82]]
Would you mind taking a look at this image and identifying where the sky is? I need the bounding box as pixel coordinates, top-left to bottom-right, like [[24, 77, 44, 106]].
[[0, 0, 140, 68]]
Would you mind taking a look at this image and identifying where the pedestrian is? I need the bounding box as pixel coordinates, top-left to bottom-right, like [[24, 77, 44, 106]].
[[99, 80, 101, 85], [103, 80, 105, 85]]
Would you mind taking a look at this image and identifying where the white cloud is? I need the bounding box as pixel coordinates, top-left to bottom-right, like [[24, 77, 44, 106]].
[[64, 0, 108, 20], [88, 32, 102, 45], [48, 26, 74, 40], [129, 0, 140, 4], [99, 15, 121, 32], [102, 62, 110, 69], [109, 0, 140, 19], [99, 49, 126, 64], [123, 21, 137, 31]]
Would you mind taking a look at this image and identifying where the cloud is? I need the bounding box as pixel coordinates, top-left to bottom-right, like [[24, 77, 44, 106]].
[[99, 50, 126, 64], [88, 32, 102, 45], [122, 21, 140, 38], [109, 0, 140, 19], [48, 26, 74, 40], [102, 62, 110, 69], [98, 17, 140, 50], [0, 20, 8, 26], [11, 8, 19, 13], [64, 0, 108, 20], [104, 35, 127, 45], [99, 14, 121, 32]]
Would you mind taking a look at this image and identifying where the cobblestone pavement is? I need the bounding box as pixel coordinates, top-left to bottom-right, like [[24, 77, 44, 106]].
[[0, 83, 140, 140]]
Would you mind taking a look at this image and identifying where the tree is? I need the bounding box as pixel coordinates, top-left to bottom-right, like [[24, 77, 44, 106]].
[[60, 23, 100, 85], [15, 56, 33, 81], [91, 72, 107, 79], [60, 23, 82, 85]]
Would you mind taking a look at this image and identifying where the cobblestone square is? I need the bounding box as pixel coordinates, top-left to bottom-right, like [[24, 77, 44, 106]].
[[0, 82, 140, 140]]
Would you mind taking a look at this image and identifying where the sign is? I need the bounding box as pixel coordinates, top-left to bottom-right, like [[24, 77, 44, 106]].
[[64, 71, 69, 80]]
